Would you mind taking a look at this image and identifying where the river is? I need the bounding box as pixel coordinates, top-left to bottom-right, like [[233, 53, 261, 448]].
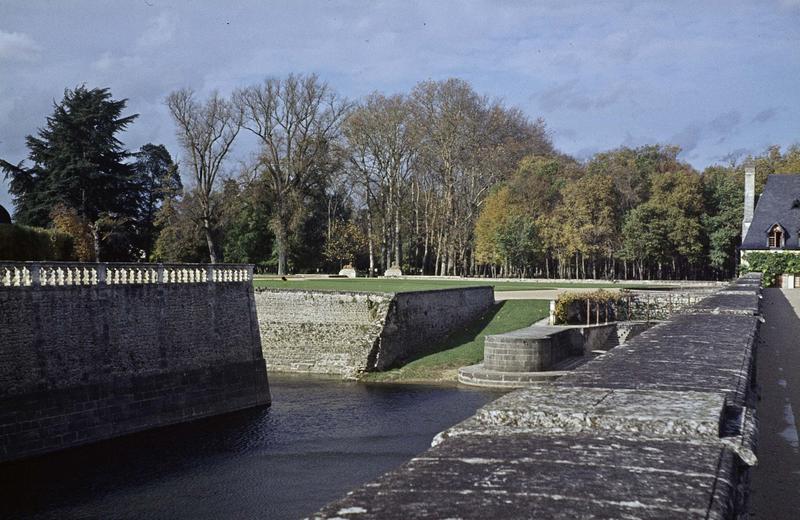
[[1, 375, 501, 520]]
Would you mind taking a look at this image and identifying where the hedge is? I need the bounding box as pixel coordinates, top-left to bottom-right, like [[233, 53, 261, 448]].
[[0, 223, 75, 261], [553, 289, 623, 325]]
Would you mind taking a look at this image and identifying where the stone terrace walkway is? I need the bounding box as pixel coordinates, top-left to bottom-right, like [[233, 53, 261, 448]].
[[750, 289, 800, 518], [313, 276, 761, 519]]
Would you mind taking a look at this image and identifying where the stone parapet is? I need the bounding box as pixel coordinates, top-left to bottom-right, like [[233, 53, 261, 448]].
[[0, 261, 252, 287]]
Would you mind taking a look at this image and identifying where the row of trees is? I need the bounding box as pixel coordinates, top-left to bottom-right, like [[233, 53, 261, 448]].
[[3, 79, 798, 279], [160, 76, 552, 275]]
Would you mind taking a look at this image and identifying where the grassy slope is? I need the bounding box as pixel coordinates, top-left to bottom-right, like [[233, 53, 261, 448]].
[[253, 277, 675, 293], [361, 299, 550, 384]]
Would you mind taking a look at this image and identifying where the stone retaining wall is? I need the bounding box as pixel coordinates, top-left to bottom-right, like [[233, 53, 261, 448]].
[[0, 262, 270, 463], [255, 286, 494, 378], [623, 288, 716, 320], [314, 274, 762, 519]]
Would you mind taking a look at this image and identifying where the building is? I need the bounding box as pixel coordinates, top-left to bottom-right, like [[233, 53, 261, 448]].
[[741, 166, 800, 288]]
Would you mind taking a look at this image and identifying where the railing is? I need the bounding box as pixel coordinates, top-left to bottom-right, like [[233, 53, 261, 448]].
[[0, 262, 253, 287]]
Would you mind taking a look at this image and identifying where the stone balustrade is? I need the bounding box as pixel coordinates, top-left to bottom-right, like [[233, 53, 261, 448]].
[[0, 262, 252, 287]]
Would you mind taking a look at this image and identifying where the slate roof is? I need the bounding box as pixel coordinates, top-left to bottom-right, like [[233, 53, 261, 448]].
[[742, 173, 800, 250], [0, 204, 10, 224]]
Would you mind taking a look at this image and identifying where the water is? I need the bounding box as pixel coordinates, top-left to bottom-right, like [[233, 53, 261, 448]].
[[1, 375, 501, 520]]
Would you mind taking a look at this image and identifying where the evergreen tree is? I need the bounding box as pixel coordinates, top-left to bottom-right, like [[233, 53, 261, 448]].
[[1, 86, 139, 259], [131, 143, 181, 256]]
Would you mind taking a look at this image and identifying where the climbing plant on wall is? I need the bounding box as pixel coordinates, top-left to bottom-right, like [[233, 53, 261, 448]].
[[741, 252, 800, 287]]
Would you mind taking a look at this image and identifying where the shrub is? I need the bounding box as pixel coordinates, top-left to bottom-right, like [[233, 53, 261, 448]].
[[740, 252, 800, 287], [554, 289, 623, 324], [0, 223, 75, 261]]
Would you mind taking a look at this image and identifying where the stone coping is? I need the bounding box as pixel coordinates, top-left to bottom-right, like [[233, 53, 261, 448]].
[[438, 386, 726, 442]]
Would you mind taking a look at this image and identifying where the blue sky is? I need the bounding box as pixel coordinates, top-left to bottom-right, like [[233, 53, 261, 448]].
[[1, 0, 799, 211]]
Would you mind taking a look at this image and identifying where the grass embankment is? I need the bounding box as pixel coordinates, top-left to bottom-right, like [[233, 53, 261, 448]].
[[252, 277, 674, 293], [361, 299, 550, 384]]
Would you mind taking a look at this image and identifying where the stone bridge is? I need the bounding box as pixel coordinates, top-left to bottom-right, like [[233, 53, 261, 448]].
[[313, 274, 762, 519]]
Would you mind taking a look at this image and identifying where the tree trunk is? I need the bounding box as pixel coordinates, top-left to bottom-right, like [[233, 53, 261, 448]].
[[394, 202, 401, 268], [90, 223, 101, 262], [203, 217, 217, 264], [367, 204, 375, 277]]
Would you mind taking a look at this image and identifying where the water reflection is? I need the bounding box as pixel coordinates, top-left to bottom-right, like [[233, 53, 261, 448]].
[[1, 375, 501, 520]]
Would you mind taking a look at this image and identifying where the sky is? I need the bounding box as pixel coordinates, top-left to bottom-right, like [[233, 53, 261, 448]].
[[1, 0, 799, 212]]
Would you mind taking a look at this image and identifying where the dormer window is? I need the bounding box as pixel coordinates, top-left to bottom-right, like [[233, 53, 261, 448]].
[[768, 224, 785, 248]]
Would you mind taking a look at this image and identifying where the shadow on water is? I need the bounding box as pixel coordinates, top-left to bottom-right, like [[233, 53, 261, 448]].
[[388, 301, 507, 368], [750, 288, 800, 519], [1, 376, 501, 520]]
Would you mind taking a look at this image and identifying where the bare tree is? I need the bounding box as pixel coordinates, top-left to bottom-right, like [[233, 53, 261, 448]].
[[343, 93, 416, 273], [167, 88, 242, 263], [235, 74, 350, 275]]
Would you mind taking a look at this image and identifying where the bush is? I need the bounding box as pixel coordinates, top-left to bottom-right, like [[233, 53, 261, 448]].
[[741, 252, 800, 287], [0, 223, 75, 261], [554, 289, 623, 324]]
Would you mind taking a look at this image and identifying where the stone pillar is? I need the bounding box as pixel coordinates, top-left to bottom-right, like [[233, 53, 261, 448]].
[[742, 165, 755, 242]]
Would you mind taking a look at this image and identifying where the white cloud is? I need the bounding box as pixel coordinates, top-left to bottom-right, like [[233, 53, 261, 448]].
[[0, 30, 41, 62]]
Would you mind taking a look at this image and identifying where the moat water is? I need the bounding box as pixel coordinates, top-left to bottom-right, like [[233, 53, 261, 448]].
[[1, 375, 501, 520]]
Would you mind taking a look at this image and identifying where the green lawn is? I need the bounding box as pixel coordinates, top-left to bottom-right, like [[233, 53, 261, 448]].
[[361, 299, 550, 383], [252, 277, 675, 293]]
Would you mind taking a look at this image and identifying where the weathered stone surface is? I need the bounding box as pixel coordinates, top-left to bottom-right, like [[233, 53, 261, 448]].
[[557, 314, 759, 406], [256, 286, 494, 377], [458, 387, 726, 440], [312, 433, 738, 519], [314, 275, 761, 519], [0, 277, 270, 462], [620, 289, 715, 321]]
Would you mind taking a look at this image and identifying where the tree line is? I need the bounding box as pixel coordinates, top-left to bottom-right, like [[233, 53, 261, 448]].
[[2, 79, 799, 279]]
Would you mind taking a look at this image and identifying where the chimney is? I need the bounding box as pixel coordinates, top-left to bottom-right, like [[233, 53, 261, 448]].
[[742, 165, 755, 243]]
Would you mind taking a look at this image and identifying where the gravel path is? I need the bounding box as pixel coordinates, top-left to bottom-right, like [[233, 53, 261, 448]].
[[750, 288, 800, 518]]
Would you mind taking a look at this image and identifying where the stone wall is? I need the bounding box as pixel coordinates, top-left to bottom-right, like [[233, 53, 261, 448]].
[[314, 274, 762, 519], [622, 288, 716, 320], [255, 286, 494, 378], [255, 290, 394, 377], [0, 262, 270, 463]]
